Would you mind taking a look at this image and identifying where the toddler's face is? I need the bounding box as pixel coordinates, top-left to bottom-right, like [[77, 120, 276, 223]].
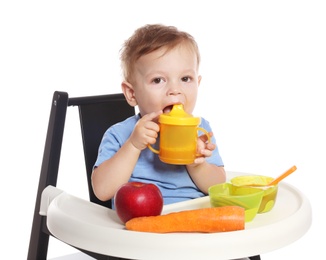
[[131, 44, 201, 117]]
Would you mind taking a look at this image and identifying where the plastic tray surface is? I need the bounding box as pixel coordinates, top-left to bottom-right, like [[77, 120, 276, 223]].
[[44, 172, 312, 260]]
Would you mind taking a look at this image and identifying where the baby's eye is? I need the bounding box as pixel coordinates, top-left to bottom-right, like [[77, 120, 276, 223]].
[[181, 76, 191, 82], [152, 78, 163, 84]]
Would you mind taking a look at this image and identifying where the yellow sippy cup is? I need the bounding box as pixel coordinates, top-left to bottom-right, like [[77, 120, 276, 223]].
[[148, 104, 211, 165]]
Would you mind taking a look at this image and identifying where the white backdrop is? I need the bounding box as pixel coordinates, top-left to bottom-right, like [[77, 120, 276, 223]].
[[1, 0, 325, 259]]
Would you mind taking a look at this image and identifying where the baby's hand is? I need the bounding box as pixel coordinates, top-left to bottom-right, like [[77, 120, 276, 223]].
[[129, 111, 162, 151], [193, 132, 216, 164]]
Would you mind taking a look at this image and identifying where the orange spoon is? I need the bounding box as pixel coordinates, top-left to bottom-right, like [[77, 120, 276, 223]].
[[267, 165, 297, 186]]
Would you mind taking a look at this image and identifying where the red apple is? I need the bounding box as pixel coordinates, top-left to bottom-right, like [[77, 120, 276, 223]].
[[114, 182, 163, 223]]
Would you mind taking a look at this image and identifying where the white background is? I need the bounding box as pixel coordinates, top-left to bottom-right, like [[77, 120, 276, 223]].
[[1, 0, 325, 259]]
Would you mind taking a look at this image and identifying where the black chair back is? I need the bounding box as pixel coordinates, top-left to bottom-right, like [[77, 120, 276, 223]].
[[27, 91, 134, 259], [69, 93, 135, 208]]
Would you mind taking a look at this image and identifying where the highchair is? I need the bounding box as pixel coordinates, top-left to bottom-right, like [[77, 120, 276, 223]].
[[27, 91, 311, 260]]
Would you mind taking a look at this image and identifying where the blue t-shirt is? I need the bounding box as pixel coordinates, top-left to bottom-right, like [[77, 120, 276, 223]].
[[94, 114, 224, 205]]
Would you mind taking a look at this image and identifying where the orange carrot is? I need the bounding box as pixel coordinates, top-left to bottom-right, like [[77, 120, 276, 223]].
[[125, 206, 245, 233]]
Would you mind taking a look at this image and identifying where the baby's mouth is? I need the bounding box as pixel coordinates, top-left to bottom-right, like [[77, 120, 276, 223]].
[[163, 105, 173, 114]]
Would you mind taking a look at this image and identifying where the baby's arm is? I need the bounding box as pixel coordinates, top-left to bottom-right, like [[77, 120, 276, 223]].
[[91, 111, 162, 201], [186, 132, 226, 194]]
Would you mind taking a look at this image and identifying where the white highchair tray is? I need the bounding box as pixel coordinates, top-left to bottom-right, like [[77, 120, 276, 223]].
[[41, 172, 312, 260]]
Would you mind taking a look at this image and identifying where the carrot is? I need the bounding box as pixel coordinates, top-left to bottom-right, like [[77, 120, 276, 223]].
[[125, 206, 245, 233]]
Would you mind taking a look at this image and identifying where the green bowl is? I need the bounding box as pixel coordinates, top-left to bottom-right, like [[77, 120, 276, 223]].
[[208, 183, 264, 222], [230, 175, 279, 213]]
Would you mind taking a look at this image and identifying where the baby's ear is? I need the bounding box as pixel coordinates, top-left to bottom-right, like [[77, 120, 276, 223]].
[[198, 75, 202, 86], [121, 81, 137, 107]]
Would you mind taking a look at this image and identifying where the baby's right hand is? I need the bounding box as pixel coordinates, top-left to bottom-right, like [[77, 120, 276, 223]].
[[129, 111, 162, 151]]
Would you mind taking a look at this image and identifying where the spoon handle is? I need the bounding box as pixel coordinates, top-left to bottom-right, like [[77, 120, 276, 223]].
[[268, 165, 297, 186]]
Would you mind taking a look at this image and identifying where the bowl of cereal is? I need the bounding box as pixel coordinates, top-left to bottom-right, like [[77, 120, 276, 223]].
[[208, 183, 264, 222], [230, 175, 278, 213]]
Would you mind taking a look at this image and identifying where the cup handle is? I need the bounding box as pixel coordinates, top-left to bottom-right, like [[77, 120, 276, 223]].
[[196, 127, 211, 157], [148, 144, 159, 154]]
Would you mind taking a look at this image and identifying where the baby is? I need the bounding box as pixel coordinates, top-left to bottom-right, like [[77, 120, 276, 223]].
[[92, 24, 226, 205]]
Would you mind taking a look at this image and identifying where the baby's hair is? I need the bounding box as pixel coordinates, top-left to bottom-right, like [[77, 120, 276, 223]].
[[120, 24, 200, 83]]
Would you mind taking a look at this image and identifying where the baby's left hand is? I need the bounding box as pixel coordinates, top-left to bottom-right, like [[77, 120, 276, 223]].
[[194, 132, 216, 164]]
